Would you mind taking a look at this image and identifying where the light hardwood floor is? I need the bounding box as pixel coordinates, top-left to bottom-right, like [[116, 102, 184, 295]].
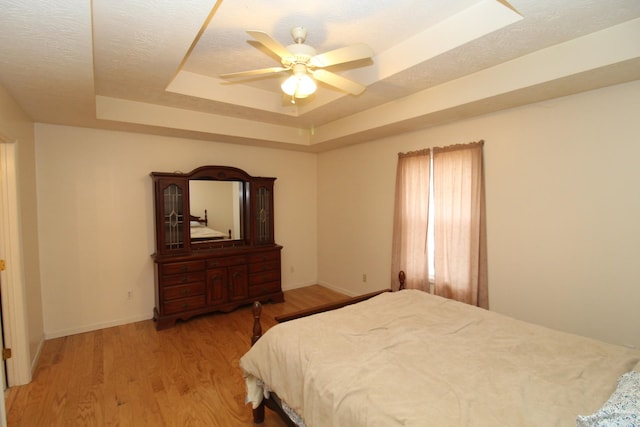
[[5, 285, 347, 426]]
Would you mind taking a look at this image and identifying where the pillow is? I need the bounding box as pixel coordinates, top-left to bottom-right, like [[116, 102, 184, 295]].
[[190, 220, 203, 227], [576, 370, 640, 427]]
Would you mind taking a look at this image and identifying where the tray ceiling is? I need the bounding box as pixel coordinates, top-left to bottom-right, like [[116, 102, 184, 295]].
[[1, 0, 639, 151]]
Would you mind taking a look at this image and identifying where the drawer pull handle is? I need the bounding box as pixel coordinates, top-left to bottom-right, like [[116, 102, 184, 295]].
[[210, 262, 218, 267], [181, 277, 188, 283], [181, 266, 188, 272], [181, 289, 189, 296], [182, 303, 189, 310]]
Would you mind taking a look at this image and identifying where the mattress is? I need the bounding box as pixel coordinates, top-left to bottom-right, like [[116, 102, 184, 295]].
[[240, 290, 640, 426]]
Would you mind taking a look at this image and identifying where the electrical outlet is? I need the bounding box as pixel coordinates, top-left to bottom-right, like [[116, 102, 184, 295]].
[[127, 290, 133, 300], [362, 273, 367, 283]]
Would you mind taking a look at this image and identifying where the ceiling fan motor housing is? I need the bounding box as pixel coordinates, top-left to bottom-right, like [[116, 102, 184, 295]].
[[283, 43, 317, 66]]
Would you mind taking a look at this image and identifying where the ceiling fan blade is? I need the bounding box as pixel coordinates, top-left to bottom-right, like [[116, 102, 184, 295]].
[[247, 30, 292, 60], [220, 66, 289, 79], [312, 69, 366, 95], [310, 43, 373, 68]]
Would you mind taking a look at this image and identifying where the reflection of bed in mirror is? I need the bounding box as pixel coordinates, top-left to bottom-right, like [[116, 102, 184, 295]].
[[189, 210, 230, 241]]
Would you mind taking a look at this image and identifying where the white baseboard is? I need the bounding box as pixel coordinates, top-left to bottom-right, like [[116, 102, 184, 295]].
[[42, 283, 357, 340], [316, 281, 357, 297], [281, 280, 318, 291], [29, 334, 45, 378], [44, 314, 153, 340]]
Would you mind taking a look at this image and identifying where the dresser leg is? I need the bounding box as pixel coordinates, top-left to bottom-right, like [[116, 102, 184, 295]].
[[271, 292, 285, 303], [153, 310, 176, 330]]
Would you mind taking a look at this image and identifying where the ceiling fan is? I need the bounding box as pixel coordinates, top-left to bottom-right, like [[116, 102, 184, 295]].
[[220, 27, 373, 103]]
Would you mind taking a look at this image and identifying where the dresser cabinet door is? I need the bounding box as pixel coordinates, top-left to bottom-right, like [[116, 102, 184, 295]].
[[207, 267, 228, 306], [207, 264, 249, 305], [154, 178, 189, 255], [252, 180, 275, 245], [228, 265, 249, 302]]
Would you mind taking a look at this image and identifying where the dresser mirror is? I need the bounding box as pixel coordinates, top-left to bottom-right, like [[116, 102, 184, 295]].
[[189, 180, 243, 242]]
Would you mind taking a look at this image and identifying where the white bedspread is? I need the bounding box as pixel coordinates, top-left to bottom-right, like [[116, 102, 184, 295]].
[[240, 290, 640, 427], [190, 225, 226, 239]]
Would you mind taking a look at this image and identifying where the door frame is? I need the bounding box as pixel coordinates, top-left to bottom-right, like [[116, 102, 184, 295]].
[[0, 134, 32, 388]]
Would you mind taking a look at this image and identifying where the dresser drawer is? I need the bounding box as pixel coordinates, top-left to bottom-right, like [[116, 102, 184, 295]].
[[248, 281, 281, 298], [163, 295, 206, 315], [248, 251, 280, 264], [206, 255, 247, 269], [160, 260, 205, 275], [249, 270, 281, 286], [163, 282, 205, 301], [249, 260, 280, 274], [160, 271, 205, 286]]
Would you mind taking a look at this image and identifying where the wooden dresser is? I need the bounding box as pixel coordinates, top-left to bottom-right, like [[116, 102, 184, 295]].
[[151, 165, 284, 330]]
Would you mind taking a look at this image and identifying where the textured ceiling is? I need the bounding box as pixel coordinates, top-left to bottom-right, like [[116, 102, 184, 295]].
[[0, 0, 639, 152]]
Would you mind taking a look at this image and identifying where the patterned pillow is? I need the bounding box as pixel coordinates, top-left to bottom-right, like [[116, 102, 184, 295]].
[[576, 371, 640, 427]]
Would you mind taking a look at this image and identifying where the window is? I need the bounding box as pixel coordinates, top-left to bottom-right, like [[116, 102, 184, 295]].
[[391, 141, 488, 308]]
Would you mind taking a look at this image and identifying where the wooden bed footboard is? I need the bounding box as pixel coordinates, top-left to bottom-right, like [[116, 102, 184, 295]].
[[247, 271, 406, 424], [274, 289, 390, 323], [250, 270, 406, 342]]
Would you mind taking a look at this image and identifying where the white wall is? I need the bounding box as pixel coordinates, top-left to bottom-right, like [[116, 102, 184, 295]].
[[33, 80, 640, 348], [318, 80, 640, 349], [35, 126, 317, 338]]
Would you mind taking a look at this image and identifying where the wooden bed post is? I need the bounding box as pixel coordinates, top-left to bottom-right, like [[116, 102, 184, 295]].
[[250, 301, 266, 423], [251, 301, 263, 346], [399, 270, 406, 290]]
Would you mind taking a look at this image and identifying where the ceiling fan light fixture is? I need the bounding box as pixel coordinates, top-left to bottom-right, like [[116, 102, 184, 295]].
[[281, 70, 316, 98]]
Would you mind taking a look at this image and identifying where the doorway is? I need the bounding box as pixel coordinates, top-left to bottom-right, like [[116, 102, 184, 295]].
[[0, 135, 32, 390]]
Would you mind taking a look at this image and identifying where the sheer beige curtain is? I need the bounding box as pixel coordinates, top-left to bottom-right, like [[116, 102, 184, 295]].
[[390, 149, 430, 291], [433, 141, 488, 308]]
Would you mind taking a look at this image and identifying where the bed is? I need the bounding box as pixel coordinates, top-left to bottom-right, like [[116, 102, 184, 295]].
[[240, 273, 640, 426], [189, 210, 229, 241]]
